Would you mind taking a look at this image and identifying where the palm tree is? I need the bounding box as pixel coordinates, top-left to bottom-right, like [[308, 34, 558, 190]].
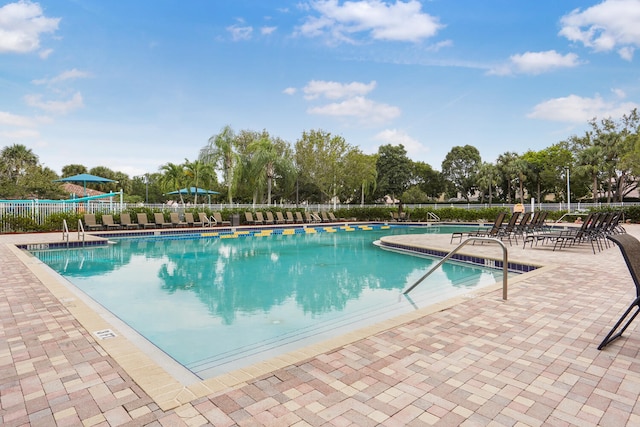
[[576, 145, 604, 203], [159, 162, 186, 204], [476, 162, 499, 206], [200, 125, 238, 204], [247, 136, 294, 205], [0, 144, 39, 185], [184, 159, 215, 204]]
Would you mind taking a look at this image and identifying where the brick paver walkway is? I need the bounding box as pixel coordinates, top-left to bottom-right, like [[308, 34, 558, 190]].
[[2, 225, 640, 426]]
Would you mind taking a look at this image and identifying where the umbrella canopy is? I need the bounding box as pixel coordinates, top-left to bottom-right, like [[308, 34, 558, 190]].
[[54, 173, 118, 197], [166, 187, 220, 195], [165, 187, 220, 204]]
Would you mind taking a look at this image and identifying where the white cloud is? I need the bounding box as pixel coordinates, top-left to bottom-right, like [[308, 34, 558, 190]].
[[308, 95, 400, 125], [261, 26, 277, 35], [527, 93, 639, 123], [0, 110, 39, 127], [303, 80, 376, 100], [0, 0, 60, 54], [227, 24, 253, 41], [297, 0, 443, 44], [32, 68, 91, 85], [426, 39, 453, 52], [612, 88, 626, 98], [24, 92, 84, 114], [374, 128, 428, 157], [0, 128, 40, 139], [283, 87, 297, 95], [39, 48, 53, 58], [559, 0, 640, 61], [489, 50, 581, 76]]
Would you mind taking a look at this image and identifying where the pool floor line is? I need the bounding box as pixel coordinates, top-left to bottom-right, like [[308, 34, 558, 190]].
[[9, 234, 557, 412]]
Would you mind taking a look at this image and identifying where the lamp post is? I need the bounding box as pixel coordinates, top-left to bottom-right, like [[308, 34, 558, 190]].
[[144, 174, 149, 205], [566, 167, 570, 213]]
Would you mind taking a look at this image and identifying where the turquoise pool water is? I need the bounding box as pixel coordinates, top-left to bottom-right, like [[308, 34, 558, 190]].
[[31, 225, 508, 379]]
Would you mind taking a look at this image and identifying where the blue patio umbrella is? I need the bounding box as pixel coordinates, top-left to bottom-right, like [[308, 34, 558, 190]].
[[54, 173, 118, 197], [166, 187, 220, 203]]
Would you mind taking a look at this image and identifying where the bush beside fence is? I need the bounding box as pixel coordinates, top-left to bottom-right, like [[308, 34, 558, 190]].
[[2, 201, 636, 234]]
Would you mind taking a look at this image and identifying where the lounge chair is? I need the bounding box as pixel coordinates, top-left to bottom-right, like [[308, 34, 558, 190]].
[[532, 212, 596, 251], [119, 213, 139, 229], [286, 211, 295, 224], [264, 212, 276, 225], [184, 212, 203, 227], [320, 211, 330, 222], [136, 213, 156, 229], [598, 234, 640, 350], [245, 212, 257, 225], [199, 212, 213, 227], [295, 212, 305, 223], [255, 212, 267, 225], [450, 212, 507, 244], [305, 212, 321, 223], [101, 214, 121, 230], [213, 212, 230, 226], [275, 211, 286, 224], [154, 212, 173, 228], [498, 213, 521, 244], [478, 212, 507, 238], [170, 212, 188, 227], [83, 214, 103, 231], [328, 212, 344, 222]]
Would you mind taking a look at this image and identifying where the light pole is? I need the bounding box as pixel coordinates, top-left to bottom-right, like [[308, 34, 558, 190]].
[[144, 173, 149, 205], [566, 167, 570, 213]]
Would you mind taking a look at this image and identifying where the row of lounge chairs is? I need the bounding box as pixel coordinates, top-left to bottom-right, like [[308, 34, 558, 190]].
[[451, 210, 626, 253], [522, 211, 626, 253], [83, 212, 226, 231], [451, 211, 549, 245], [83, 210, 345, 231], [243, 211, 341, 225]]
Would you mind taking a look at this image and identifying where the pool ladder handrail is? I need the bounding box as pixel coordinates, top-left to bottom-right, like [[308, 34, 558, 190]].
[[402, 237, 509, 300], [62, 219, 70, 246], [426, 212, 440, 222]]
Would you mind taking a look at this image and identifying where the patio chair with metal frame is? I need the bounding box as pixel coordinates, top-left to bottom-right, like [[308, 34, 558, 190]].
[[598, 233, 640, 350]]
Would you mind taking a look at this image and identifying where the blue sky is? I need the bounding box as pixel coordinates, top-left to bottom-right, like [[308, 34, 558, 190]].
[[1, 0, 639, 178]]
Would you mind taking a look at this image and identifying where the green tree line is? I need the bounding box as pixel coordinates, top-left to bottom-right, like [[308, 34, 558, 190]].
[[2, 108, 640, 205]]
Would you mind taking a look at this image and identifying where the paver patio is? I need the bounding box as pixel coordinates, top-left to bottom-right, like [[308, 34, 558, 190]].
[[2, 223, 640, 426]]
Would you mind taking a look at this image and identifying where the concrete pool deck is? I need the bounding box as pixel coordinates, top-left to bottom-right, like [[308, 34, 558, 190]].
[[2, 224, 640, 425]]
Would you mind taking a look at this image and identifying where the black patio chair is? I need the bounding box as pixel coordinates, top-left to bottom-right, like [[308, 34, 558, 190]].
[[597, 233, 640, 350]]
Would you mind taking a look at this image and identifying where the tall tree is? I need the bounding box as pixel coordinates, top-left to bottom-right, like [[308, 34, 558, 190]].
[[410, 161, 445, 200], [61, 164, 88, 177], [0, 144, 39, 187], [475, 162, 499, 205], [184, 159, 215, 204], [246, 135, 295, 205], [375, 144, 412, 202], [441, 145, 481, 201], [295, 129, 351, 204], [88, 166, 121, 193], [200, 125, 239, 204], [159, 162, 187, 203], [343, 150, 377, 205]]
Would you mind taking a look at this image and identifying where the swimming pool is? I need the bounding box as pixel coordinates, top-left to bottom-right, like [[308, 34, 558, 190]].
[[31, 224, 513, 379]]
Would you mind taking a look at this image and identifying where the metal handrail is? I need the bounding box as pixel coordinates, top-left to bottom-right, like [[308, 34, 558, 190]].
[[427, 212, 440, 222], [62, 219, 70, 247], [77, 219, 85, 245], [402, 237, 509, 300]]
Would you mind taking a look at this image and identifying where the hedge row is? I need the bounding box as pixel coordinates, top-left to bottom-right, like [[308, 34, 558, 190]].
[[1, 206, 635, 233]]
